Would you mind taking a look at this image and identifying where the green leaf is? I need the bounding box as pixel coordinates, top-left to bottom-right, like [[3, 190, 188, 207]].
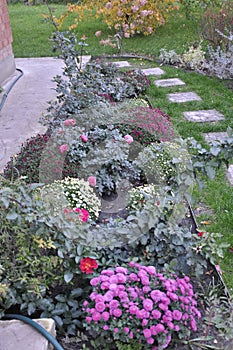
[[64, 272, 74, 283], [53, 315, 63, 327], [210, 146, 220, 156], [70, 288, 83, 297], [6, 212, 18, 220], [27, 302, 36, 315]]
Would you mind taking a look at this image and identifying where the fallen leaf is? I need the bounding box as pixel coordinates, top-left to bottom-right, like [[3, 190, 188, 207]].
[[200, 220, 211, 225]]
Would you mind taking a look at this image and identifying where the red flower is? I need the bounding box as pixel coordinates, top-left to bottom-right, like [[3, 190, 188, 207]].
[[80, 258, 98, 274], [74, 208, 89, 222], [197, 231, 205, 237]]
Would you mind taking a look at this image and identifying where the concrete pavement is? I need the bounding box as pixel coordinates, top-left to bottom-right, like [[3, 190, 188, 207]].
[[0, 57, 64, 172]]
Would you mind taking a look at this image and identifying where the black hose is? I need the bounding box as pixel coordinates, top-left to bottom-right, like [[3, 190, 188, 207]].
[[0, 68, 24, 112], [3, 314, 65, 350]]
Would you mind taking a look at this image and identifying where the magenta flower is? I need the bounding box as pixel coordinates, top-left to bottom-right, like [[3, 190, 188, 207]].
[[81, 134, 88, 142], [116, 273, 127, 284], [86, 316, 92, 323], [92, 311, 101, 321], [102, 311, 110, 321], [90, 277, 100, 286], [59, 144, 69, 153], [129, 305, 138, 315], [124, 134, 133, 144], [87, 176, 96, 187], [146, 266, 156, 275], [95, 302, 106, 312], [129, 273, 138, 281], [150, 290, 164, 302], [109, 299, 119, 310], [83, 263, 201, 349], [64, 118, 76, 126], [115, 267, 128, 274], [104, 291, 114, 302], [152, 309, 161, 320], [143, 298, 153, 311], [74, 208, 89, 222], [109, 275, 118, 284], [123, 327, 129, 333], [95, 294, 104, 303], [113, 308, 122, 317], [143, 328, 151, 339], [155, 324, 165, 333]]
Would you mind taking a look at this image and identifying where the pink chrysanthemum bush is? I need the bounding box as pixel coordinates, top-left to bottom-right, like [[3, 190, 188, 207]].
[[83, 262, 201, 350]]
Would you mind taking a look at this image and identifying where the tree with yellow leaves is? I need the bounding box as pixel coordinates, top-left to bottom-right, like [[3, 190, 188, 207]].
[[58, 0, 180, 38]]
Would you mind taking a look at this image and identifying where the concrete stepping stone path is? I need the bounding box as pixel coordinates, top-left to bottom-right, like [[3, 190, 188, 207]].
[[111, 60, 131, 67], [167, 91, 202, 103], [142, 67, 165, 75], [203, 132, 228, 143], [154, 78, 185, 87], [183, 109, 225, 123]]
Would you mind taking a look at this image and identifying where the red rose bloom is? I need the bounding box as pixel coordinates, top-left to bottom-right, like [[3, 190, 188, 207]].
[[197, 231, 205, 237], [80, 258, 98, 274]]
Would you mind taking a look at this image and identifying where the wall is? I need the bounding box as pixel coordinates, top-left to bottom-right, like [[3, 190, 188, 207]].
[[0, 0, 15, 85]]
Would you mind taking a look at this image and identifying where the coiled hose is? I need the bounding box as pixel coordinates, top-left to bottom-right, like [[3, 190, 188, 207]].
[[4, 314, 64, 350]]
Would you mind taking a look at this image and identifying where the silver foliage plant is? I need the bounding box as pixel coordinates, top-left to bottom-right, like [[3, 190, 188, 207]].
[[159, 29, 233, 79]]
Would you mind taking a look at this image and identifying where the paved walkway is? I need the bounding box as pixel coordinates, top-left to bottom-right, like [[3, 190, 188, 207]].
[[0, 57, 64, 172]]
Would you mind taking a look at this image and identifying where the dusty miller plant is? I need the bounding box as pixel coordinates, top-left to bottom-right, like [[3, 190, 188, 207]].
[[204, 29, 233, 79]]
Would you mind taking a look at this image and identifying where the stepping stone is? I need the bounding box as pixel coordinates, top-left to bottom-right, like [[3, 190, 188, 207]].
[[0, 318, 56, 350], [112, 61, 131, 67], [142, 67, 165, 76], [227, 165, 233, 185], [167, 92, 202, 103], [154, 78, 185, 87], [204, 132, 228, 143], [183, 109, 225, 123]]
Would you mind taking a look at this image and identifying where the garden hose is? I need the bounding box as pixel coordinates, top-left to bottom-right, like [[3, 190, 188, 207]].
[[0, 68, 24, 112], [3, 314, 65, 350]]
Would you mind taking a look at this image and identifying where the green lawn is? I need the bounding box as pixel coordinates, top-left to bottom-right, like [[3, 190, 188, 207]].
[[8, 3, 233, 291]]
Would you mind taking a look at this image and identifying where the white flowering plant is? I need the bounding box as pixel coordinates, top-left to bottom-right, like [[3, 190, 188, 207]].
[[127, 184, 160, 213], [41, 177, 101, 221], [83, 262, 201, 350]]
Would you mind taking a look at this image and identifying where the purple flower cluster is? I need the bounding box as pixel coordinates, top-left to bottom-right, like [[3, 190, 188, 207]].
[[83, 262, 201, 349]]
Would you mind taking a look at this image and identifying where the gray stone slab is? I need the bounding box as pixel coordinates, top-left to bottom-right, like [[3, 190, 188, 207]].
[[227, 165, 233, 185], [112, 61, 131, 67], [167, 92, 202, 103], [204, 132, 228, 143], [183, 109, 225, 122], [142, 67, 165, 76], [154, 78, 185, 87], [0, 318, 56, 350]]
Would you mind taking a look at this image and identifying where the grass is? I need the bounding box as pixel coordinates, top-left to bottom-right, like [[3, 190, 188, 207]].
[[8, 3, 233, 291], [8, 3, 200, 57]]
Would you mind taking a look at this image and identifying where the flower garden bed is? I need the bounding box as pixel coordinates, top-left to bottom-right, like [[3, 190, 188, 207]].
[[1, 35, 233, 350]]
